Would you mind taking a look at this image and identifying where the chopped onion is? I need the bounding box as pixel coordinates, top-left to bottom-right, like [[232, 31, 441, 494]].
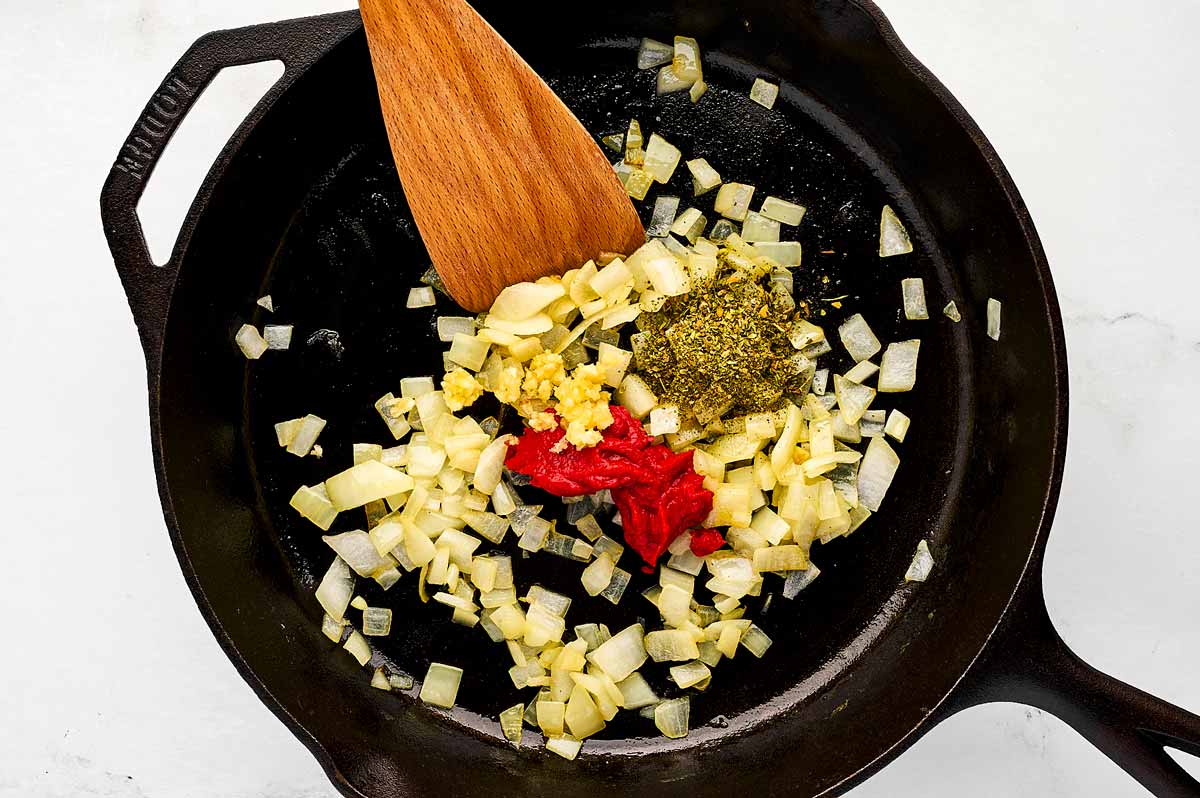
[[616, 672, 659, 709], [388, 672, 414, 690], [752, 241, 802, 268], [857, 436, 900, 512], [859, 409, 886, 438], [670, 207, 707, 243], [343, 629, 371, 666], [689, 79, 708, 103], [517, 516, 552, 552], [528, 585, 573, 617], [714, 182, 756, 222], [460, 510, 509, 544], [321, 613, 347, 643], [654, 697, 690, 739], [419, 662, 463, 709], [325, 460, 415, 511], [749, 506, 790, 545], [647, 195, 681, 238], [580, 552, 616, 597], [235, 324, 269, 359], [749, 77, 779, 109], [811, 368, 830, 396], [686, 158, 722, 196], [601, 133, 623, 153], [879, 205, 913, 257], [901, 278, 929, 320], [649, 405, 681, 436], [905, 539, 935, 583], [760, 196, 806, 226], [406, 287, 436, 308], [599, 567, 631, 605], [837, 313, 882, 362], [672, 36, 702, 83], [263, 324, 293, 350], [436, 316, 475, 343], [834, 375, 876, 425], [644, 630, 700, 662], [473, 434, 513, 495], [741, 211, 780, 243], [537, 699, 567, 737], [290, 485, 338, 530], [587, 623, 646, 681], [500, 703, 525, 745], [491, 282, 566, 323], [546, 735, 583, 760], [752, 545, 808, 573], [256, 294, 274, 312], [615, 373, 658, 419], [885, 409, 911, 442], [878, 339, 920, 393], [709, 218, 738, 242], [943, 300, 962, 322], [323, 531, 393, 578], [842, 360, 879, 385], [643, 134, 682, 184], [669, 660, 711, 689], [739, 623, 773, 658], [362, 607, 393, 636], [657, 64, 695, 94], [565, 683, 607, 738], [637, 38, 673, 69], [987, 298, 1002, 340], [286, 414, 326, 457], [782, 563, 822, 598]]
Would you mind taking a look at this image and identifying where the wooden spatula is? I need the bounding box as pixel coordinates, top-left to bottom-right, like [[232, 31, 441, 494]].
[[359, 0, 646, 312]]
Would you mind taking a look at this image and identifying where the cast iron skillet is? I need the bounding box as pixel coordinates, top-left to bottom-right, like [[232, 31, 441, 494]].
[[100, 3, 1200, 796]]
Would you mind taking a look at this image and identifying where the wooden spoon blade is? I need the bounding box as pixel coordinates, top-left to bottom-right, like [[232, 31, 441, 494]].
[[360, 0, 646, 311]]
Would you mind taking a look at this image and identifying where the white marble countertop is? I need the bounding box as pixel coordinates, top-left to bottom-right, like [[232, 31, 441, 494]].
[[1, 2, 1198, 796]]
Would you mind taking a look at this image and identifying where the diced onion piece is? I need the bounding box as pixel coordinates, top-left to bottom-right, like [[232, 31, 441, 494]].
[[565, 684, 607, 739], [654, 697, 690, 739], [753, 545, 808, 573], [750, 506, 790, 545], [686, 158, 722, 197], [639, 248, 690, 297], [858, 437, 900, 512], [617, 672, 659, 709], [843, 360, 879, 385], [760, 196, 806, 226], [322, 531, 393, 578], [256, 294, 273, 312], [596, 343, 633, 388], [436, 316, 476, 342], [669, 207, 706, 243], [321, 613, 347, 643], [833, 374, 876, 425], [672, 36, 702, 82], [500, 703, 525, 745], [901, 278, 929, 320], [878, 339, 920, 393], [546, 735, 583, 760], [581, 553, 616, 596], [669, 660, 711, 689], [657, 64, 695, 94], [290, 485, 338, 530], [274, 418, 302, 447], [587, 623, 646, 682], [987, 298, 1002, 340], [782, 563, 822, 598], [589, 258, 633, 297], [363, 607, 393, 636], [599, 567, 631, 605], [654, 584, 690, 628], [749, 77, 779, 109], [689, 79, 708, 103], [325, 460, 415, 511], [885, 410, 911, 442], [838, 313, 882, 362], [235, 324, 269, 359], [484, 313, 554, 337], [316, 556, 355, 621], [601, 133, 623, 153], [648, 405, 681, 436], [461, 510, 509, 544], [615, 374, 658, 419], [285, 414, 326, 457], [637, 37, 673, 70], [647, 195, 681, 238], [490, 282, 566, 322], [537, 699, 566, 737], [353, 443, 383, 465], [264, 325, 293, 350], [473, 434, 513, 495], [406, 287, 436, 308], [644, 630, 700, 662], [741, 211, 780, 243], [879, 205, 913, 257], [343, 630, 371, 666], [446, 333, 490, 371], [739, 624, 773, 657], [714, 182, 755, 221], [643, 134, 682, 184], [943, 300, 962, 322], [419, 662, 463, 709], [905, 539, 935, 583]]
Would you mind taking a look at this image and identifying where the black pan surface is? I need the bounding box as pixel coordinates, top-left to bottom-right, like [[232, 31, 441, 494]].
[[101, 3, 1200, 796]]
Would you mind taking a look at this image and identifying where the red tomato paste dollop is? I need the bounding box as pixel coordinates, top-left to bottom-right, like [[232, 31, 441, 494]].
[[505, 406, 713, 568], [688, 528, 726, 558]]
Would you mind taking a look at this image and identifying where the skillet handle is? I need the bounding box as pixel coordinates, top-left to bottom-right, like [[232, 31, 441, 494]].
[[99, 11, 362, 360], [945, 575, 1200, 796]]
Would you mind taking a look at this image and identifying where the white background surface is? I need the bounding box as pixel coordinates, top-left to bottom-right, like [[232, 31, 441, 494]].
[[1, 2, 1198, 796]]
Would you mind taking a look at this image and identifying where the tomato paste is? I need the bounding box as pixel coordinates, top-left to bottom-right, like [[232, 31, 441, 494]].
[[505, 406, 713, 567], [688, 528, 726, 558]]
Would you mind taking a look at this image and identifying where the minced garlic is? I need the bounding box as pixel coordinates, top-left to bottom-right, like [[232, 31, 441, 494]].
[[522, 352, 567, 402], [442, 368, 484, 412], [554, 363, 614, 448]]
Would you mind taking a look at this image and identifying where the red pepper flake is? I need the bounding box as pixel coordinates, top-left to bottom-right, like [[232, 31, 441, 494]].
[[688, 528, 726, 558], [505, 406, 713, 567]]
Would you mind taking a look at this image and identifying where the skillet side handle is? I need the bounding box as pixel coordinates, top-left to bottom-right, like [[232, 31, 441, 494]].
[[99, 11, 362, 361], [946, 576, 1200, 796]]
